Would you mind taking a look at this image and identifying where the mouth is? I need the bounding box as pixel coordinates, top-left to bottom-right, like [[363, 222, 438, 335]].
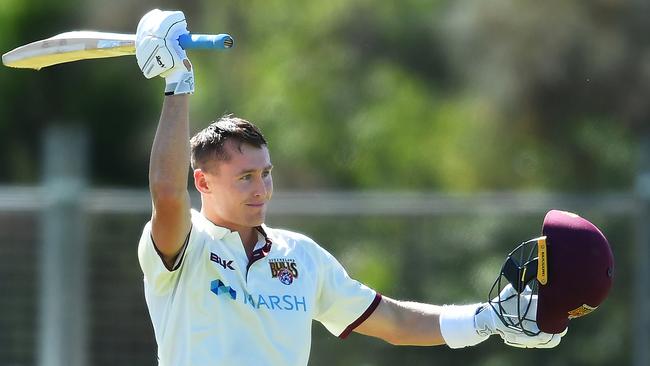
[[245, 202, 266, 208]]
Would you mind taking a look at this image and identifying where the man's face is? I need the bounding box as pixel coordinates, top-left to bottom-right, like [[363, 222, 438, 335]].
[[195, 140, 273, 231]]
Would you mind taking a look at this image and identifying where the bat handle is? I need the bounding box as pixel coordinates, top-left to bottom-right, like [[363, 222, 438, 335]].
[[178, 33, 234, 50]]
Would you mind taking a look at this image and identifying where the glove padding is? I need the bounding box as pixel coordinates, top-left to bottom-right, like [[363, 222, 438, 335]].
[[474, 284, 567, 348], [135, 9, 194, 95]]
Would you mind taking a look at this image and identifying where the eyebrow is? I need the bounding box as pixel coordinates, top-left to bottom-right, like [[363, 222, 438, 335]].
[[236, 165, 274, 176]]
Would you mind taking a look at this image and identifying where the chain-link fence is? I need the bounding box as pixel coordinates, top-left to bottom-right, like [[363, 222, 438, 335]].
[[0, 187, 644, 366]]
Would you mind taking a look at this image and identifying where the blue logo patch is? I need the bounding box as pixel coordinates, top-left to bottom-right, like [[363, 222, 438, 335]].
[[210, 279, 237, 300]]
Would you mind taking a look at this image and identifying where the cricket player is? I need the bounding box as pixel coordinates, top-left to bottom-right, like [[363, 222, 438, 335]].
[[135, 10, 613, 366]]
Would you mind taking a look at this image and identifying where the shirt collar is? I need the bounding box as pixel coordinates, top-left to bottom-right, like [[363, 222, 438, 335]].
[[191, 209, 230, 239], [191, 210, 273, 252]]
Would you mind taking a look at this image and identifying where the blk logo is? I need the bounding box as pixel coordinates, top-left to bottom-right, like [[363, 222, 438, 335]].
[[210, 252, 235, 270], [155, 55, 165, 67]]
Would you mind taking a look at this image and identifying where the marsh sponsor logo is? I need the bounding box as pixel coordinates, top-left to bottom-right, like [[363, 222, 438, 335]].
[[243, 292, 307, 312], [210, 278, 307, 312]]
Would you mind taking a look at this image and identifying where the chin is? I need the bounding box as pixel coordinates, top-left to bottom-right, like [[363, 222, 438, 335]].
[[248, 214, 266, 227], [251, 218, 266, 227]]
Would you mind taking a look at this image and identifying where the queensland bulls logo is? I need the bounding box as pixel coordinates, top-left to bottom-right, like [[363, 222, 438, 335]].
[[269, 258, 299, 285], [277, 268, 294, 285]]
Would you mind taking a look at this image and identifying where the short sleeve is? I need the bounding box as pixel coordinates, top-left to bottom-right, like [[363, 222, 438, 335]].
[[313, 247, 381, 338], [137, 220, 191, 294]]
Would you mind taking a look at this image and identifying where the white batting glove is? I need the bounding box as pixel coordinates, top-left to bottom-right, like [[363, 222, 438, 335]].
[[440, 284, 566, 349], [474, 284, 567, 348], [135, 9, 195, 95]]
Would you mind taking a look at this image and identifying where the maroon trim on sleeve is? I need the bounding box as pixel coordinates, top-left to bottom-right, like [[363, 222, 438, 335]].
[[151, 226, 192, 272], [338, 292, 383, 339]]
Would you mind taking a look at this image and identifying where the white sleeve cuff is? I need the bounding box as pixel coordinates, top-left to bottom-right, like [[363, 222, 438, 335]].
[[439, 304, 489, 349]]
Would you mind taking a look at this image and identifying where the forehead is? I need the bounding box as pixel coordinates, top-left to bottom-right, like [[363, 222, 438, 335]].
[[216, 140, 271, 173]]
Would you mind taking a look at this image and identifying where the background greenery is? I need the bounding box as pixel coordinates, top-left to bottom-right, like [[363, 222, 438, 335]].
[[0, 0, 645, 365], [1, 0, 645, 190]]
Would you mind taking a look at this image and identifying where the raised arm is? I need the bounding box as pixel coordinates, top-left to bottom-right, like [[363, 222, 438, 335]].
[[136, 9, 196, 267], [149, 95, 192, 266]]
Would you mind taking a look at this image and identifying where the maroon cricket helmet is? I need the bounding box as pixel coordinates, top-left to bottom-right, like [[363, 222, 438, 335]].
[[487, 210, 614, 336], [536, 210, 614, 333]]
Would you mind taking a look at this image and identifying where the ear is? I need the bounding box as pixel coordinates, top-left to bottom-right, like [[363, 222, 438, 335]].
[[194, 169, 211, 194]]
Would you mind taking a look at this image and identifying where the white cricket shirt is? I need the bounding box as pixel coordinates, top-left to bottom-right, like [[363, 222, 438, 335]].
[[138, 209, 381, 366]]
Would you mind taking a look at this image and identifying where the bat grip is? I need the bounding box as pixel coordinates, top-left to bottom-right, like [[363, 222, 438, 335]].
[[178, 33, 234, 50]]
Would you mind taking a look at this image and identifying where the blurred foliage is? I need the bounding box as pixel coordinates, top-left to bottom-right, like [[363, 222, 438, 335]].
[[0, 0, 646, 190], [0, 0, 646, 365]]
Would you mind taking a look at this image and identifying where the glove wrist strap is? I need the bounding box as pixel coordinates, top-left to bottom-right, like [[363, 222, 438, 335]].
[[164, 69, 194, 95], [439, 304, 489, 349]]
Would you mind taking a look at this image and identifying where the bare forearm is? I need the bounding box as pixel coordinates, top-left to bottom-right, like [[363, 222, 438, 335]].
[[148, 95, 192, 261], [355, 296, 445, 346], [149, 95, 190, 195], [392, 300, 444, 345]]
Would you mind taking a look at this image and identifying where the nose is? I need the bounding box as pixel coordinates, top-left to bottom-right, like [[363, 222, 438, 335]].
[[254, 176, 268, 198]]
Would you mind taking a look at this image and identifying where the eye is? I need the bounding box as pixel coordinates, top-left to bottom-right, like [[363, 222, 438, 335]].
[[240, 174, 252, 181], [262, 170, 272, 178]]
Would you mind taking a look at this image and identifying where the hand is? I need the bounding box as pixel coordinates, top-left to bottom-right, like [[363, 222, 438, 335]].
[[474, 284, 567, 348], [135, 9, 195, 95]]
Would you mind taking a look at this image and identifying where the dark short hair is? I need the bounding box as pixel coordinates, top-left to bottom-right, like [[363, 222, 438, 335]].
[[190, 114, 267, 171]]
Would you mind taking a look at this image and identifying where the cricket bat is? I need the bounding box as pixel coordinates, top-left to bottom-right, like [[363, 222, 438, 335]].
[[2, 31, 234, 70]]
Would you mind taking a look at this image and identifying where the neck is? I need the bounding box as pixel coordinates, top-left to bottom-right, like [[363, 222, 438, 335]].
[[232, 227, 258, 261], [200, 207, 258, 258], [237, 228, 258, 252]]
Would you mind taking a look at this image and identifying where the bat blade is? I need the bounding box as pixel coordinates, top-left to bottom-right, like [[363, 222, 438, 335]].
[[2, 31, 233, 70], [2, 31, 137, 70]]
